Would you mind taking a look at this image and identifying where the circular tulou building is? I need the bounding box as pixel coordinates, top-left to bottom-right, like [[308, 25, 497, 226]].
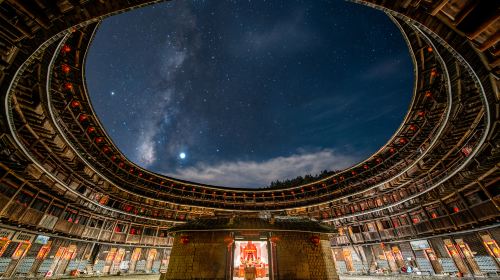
[[0, 0, 498, 280]]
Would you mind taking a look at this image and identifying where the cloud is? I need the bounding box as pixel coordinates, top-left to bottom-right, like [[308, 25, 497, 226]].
[[164, 149, 360, 188]]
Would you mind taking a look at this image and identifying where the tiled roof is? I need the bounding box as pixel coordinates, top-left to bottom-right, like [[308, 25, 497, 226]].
[[168, 217, 334, 233]]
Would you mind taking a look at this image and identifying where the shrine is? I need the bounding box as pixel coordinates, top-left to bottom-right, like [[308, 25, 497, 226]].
[[161, 216, 338, 280]]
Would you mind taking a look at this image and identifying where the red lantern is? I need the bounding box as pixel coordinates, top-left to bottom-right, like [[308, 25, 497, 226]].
[[86, 126, 96, 134], [430, 69, 438, 77], [61, 64, 71, 74], [62, 44, 71, 53], [409, 124, 417, 131], [425, 91, 432, 98], [118, 162, 125, 168], [389, 147, 396, 153], [310, 236, 321, 246], [270, 236, 280, 244], [351, 171, 356, 175], [110, 155, 117, 161], [180, 235, 190, 244], [129, 168, 134, 173], [376, 158, 383, 164], [453, 207, 459, 213], [139, 172, 143, 177], [70, 100, 80, 108], [78, 114, 88, 122], [64, 82, 73, 90], [427, 47, 433, 53], [102, 146, 110, 153], [431, 213, 438, 219], [417, 111, 425, 117], [399, 138, 407, 144], [363, 164, 369, 170], [224, 236, 234, 247], [95, 137, 104, 144]]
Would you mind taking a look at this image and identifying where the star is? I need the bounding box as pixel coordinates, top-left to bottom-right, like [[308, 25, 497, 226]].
[[111, 91, 115, 96], [179, 152, 186, 159]]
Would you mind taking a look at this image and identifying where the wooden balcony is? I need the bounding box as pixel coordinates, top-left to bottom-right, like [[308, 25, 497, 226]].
[[379, 229, 396, 240], [450, 211, 476, 227], [431, 216, 454, 230], [469, 200, 499, 221], [82, 227, 100, 239], [19, 208, 44, 226], [53, 219, 72, 232], [111, 232, 126, 243], [414, 221, 433, 234], [395, 225, 415, 237], [362, 231, 380, 241], [38, 214, 58, 230], [127, 234, 141, 244]]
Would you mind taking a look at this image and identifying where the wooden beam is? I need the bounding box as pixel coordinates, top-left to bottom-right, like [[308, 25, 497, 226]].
[[431, 0, 449, 16], [478, 31, 500, 52]]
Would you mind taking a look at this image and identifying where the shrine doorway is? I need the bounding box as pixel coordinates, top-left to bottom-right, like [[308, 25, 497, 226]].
[[233, 240, 270, 280]]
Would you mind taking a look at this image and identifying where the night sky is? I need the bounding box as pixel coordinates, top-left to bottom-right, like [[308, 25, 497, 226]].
[[85, 0, 413, 188]]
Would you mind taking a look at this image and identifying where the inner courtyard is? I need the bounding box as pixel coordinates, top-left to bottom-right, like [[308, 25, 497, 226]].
[[0, 0, 498, 279]]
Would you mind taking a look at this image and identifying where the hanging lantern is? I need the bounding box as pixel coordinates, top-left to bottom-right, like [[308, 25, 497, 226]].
[[70, 100, 80, 108], [180, 235, 190, 244], [376, 158, 383, 164], [399, 138, 407, 144], [138, 172, 143, 177], [110, 155, 117, 161], [431, 213, 438, 219], [270, 236, 280, 244], [351, 170, 356, 175], [425, 91, 432, 98], [118, 162, 125, 168], [389, 147, 396, 153], [310, 236, 321, 246], [102, 146, 110, 153], [224, 236, 234, 247], [94, 137, 104, 144], [427, 47, 433, 53], [129, 168, 134, 173], [64, 82, 73, 90], [86, 126, 96, 134], [61, 64, 71, 74], [417, 111, 425, 117], [453, 206, 459, 213], [363, 164, 369, 170], [430, 69, 438, 77], [62, 44, 71, 53], [78, 114, 88, 122], [409, 124, 417, 131]]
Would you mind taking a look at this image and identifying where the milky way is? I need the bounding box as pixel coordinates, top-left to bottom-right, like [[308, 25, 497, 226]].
[[85, 0, 413, 188]]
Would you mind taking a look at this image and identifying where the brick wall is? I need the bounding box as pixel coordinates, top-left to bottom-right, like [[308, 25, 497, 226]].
[[274, 232, 339, 280], [162, 231, 227, 280]]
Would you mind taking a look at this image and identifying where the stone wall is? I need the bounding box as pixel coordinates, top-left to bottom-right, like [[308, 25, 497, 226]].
[[162, 231, 228, 280], [274, 232, 339, 280]]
